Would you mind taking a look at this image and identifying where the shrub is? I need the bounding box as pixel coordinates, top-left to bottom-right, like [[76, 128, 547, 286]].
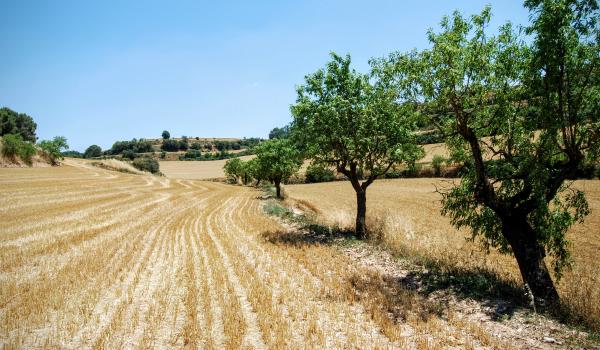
[[184, 149, 201, 159], [432, 155, 446, 177], [161, 139, 179, 152], [178, 140, 189, 151], [1, 134, 23, 158], [305, 164, 335, 183], [190, 142, 201, 150], [84, 144, 102, 158], [122, 150, 136, 160], [19, 142, 36, 165], [132, 157, 160, 174], [160, 151, 166, 159], [38, 136, 68, 165]]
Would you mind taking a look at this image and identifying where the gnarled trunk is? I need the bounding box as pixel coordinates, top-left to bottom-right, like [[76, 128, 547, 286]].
[[355, 190, 367, 239], [502, 218, 559, 309]]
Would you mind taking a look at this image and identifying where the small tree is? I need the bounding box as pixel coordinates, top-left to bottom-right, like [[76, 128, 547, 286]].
[[84, 145, 102, 158], [0, 107, 37, 142], [291, 53, 423, 238], [223, 158, 244, 183], [387, 3, 599, 306], [132, 157, 160, 174], [162, 130, 170, 139], [38, 136, 68, 165], [254, 139, 302, 198], [431, 155, 445, 177], [161, 139, 179, 152]]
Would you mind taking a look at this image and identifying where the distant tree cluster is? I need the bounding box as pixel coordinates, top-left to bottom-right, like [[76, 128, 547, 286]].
[[0, 107, 37, 142], [268, 125, 290, 140], [84, 145, 102, 158], [109, 139, 153, 155]]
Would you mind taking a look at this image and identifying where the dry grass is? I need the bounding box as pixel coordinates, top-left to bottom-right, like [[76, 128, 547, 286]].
[[159, 155, 255, 180], [3, 158, 491, 349], [286, 178, 600, 332]]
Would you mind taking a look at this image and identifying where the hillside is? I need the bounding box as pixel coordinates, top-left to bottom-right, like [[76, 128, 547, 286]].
[[0, 136, 53, 168]]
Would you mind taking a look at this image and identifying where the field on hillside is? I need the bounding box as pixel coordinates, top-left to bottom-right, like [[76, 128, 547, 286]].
[[6, 161, 591, 348], [286, 179, 600, 329], [159, 155, 255, 179]]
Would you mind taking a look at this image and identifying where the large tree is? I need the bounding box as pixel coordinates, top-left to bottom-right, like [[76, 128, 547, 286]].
[[0, 107, 37, 142], [291, 53, 423, 239], [254, 139, 302, 198], [385, 2, 599, 307]]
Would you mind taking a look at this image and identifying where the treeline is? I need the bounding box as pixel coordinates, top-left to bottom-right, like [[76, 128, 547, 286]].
[[1, 107, 69, 165], [225, 0, 600, 310]]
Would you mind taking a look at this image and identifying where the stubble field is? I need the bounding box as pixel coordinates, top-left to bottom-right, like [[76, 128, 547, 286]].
[[1, 160, 525, 349], [285, 179, 600, 331]]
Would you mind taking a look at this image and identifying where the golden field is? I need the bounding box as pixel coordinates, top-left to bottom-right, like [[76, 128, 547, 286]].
[[159, 156, 255, 180], [286, 178, 600, 331], [0, 160, 529, 349]]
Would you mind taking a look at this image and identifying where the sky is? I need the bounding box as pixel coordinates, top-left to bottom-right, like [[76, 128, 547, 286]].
[[0, 1, 530, 152]]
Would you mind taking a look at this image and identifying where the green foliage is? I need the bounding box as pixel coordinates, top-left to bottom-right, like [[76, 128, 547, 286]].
[[184, 149, 201, 159], [384, 2, 598, 280], [0, 107, 37, 142], [160, 151, 166, 159], [110, 139, 153, 154], [84, 144, 102, 158], [190, 142, 201, 150], [291, 53, 423, 184], [432, 155, 446, 177], [38, 136, 68, 165], [62, 150, 83, 158], [162, 130, 170, 139], [1, 134, 36, 164], [178, 139, 189, 151], [254, 139, 302, 197], [122, 150, 136, 160], [268, 125, 290, 139], [305, 164, 335, 183], [132, 157, 160, 174], [223, 158, 244, 182], [161, 139, 179, 152]]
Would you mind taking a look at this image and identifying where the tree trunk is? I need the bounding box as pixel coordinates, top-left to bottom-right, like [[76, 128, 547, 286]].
[[274, 179, 282, 199], [503, 218, 559, 309], [355, 190, 367, 239]]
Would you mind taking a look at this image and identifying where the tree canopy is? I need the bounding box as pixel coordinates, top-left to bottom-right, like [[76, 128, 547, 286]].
[[254, 139, 302, 198], [162, 130, 170, 139], [84, 145, 102, 158], [382, 1, 599, 306], [291, 53, 423, 238], [0, 107, 37, 142]]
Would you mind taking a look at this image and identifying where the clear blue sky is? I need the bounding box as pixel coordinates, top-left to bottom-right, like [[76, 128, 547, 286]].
[[0, 1, 529, 151]]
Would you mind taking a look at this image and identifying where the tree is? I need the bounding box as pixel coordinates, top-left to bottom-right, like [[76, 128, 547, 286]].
[[386, 3, 599, 307], [223, 158, 244, 183], [254, 139, 302, 198], [38, 136, 69, 165], [0, 107, 37, 142], [84, 145, 102, 158], [291, 53, 423, 238], [162, 130, 170, 139], [268, 125, 290, 139]]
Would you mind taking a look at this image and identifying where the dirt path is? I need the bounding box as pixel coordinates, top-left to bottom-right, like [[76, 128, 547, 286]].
[[1, 161, 593, 349]]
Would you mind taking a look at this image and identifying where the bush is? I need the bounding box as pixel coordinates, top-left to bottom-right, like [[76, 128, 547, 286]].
[[160, 151, 166, 159], [84, 144, 102, 158], [178, 140, 189, 151], [0, 107, 37, 142], [122, 150, 136, 160], [190, 142, 201, 150], [305, 164, 335, 183], [132, 157, 160, 174], [184, 149, 201, 159], [38, 136, 68, 165], [161, 139, 179, 152], [432, 155, 446, 177], [1, 134, 22, 158]]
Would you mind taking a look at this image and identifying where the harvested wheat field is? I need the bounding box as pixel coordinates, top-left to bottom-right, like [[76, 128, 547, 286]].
[[0, 160, 518, 349], [286, 179, 600, 333], [159, 156, 255, 180]]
